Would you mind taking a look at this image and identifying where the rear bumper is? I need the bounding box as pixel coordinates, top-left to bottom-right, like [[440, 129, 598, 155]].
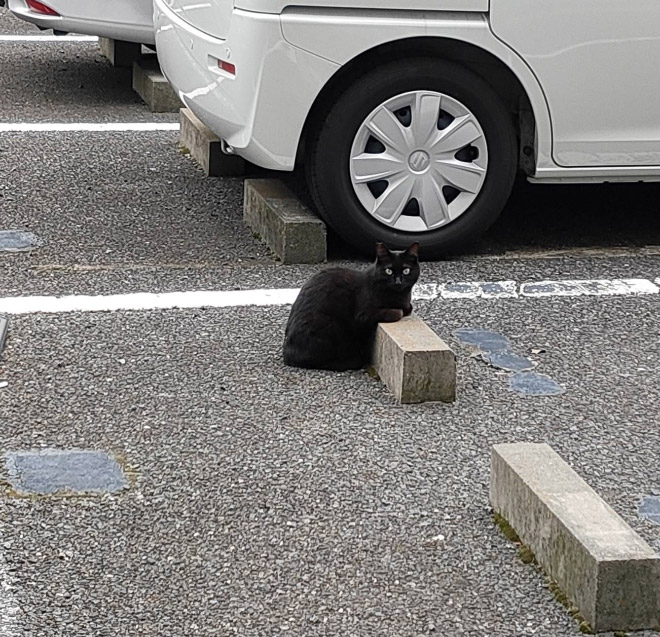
[[154, 1, 339, 170], [7, 0, 155, 44]]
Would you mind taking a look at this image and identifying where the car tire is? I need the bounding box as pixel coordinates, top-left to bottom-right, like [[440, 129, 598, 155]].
[[306, 57, 518, 258]]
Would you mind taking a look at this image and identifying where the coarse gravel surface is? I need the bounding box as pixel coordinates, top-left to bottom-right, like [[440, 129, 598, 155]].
[[0, 299, 658, 636]]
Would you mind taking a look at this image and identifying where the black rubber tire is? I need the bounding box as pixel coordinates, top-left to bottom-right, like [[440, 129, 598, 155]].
[[306, 58, 518, 259]]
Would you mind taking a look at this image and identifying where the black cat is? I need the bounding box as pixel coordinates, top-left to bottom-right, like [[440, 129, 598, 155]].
[[283, 242, 420, 371]]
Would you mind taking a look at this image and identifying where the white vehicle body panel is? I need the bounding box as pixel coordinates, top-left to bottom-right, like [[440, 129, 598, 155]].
[[155, 0, 660, 181], [490, 0, 660, 168], [160, 0, 233, 39], [154, 3, 339, 169], [279, 8, 553, 173], [236, 0, 489, 12], [8, 0, 155, 45]]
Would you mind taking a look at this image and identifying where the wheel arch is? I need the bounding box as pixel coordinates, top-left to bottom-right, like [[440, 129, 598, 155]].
[[298, 36, 546, 176]]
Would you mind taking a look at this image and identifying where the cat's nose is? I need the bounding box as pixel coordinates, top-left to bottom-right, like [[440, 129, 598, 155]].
[[395, 277, 402, 285]]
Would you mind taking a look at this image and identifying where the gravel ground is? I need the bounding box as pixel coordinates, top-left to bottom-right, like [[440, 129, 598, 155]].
[[0, 36, 175, 123], [0, 299, 658, 636]]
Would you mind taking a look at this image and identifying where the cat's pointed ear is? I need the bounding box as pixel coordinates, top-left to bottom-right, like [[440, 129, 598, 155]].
[[405, 242, 420, 259], [375, 242, 390, 259]]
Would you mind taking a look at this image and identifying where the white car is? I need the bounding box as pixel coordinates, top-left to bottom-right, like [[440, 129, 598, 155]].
[[154, 1, 660, 257], [7, 0, 154, 45]]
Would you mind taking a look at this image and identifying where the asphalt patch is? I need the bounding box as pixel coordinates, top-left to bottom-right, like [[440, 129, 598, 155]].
[[480, 351, 535, 372], [453, 327, 565, 395], [4, 449, 128, 495], [508, 372, 566, 397], [452, 328, 511, 352], [0, 229, 43, 252], [639, 495, 660, 526]]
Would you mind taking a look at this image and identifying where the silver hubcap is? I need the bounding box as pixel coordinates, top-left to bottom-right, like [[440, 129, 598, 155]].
[[349, 90, 488, 233]]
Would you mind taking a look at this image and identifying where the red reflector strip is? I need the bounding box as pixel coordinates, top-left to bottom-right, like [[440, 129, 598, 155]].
[[26, 0, 60, 15], [218, 59, 236, 76]]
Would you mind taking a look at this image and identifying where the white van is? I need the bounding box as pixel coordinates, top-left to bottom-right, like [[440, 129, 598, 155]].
[[154, 1, 660, 256], [8, 0, 154, 45]]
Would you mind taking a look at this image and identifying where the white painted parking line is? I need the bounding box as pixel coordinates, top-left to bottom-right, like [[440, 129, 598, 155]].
[[0, 123, 180, 133], [520, 278, 658, 297], [0, 278, 658, 315], [412, 282, 518, 300], [0, 35, 98, 42], [0, 289, 301, 315], [441, 281, 518, 299]]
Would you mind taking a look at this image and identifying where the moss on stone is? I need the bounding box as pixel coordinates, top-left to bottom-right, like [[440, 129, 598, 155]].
[[493, 513, 593, 634], [519, 546, 536, 564], [493, 512, 521, 543], [365, 366, 380, 381]]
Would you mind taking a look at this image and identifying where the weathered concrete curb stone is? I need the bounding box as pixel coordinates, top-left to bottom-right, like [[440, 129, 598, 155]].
[[490, 442, 660, 632], [133, 57, 182, 113], [243, 179, 326, 264], [180, 108, 245, 177], [372, 315, 456, 403], [99, 38, 142, 68]]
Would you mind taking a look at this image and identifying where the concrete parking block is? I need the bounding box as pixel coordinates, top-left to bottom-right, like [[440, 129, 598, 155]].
[[243, 179, 326, 264], [372, 315, 456, 404], [490, 442, 660, 633], [99, 38, 142, 68], [132, 57, 182, 113], [180, 108, 245, 177]]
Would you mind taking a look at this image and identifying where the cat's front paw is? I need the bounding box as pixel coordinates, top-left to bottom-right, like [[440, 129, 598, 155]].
[[379, 308, 404, 322], [403, 303, 413, 317]]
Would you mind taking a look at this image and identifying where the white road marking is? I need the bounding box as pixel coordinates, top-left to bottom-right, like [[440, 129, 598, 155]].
[[0, 289, 301, 315], [0, 278, 658, 315], [441, 281, 518, 299], [0, 123, 180, 133], [412, 283, 441, 300], [0, 35, 98, 42], [520, 278, 659, 297], [411, 281, 518, 300]]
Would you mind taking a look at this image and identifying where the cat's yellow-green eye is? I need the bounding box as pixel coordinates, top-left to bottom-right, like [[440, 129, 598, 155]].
[[385, 268, 393, 275], [403, 268, 411, 275]]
